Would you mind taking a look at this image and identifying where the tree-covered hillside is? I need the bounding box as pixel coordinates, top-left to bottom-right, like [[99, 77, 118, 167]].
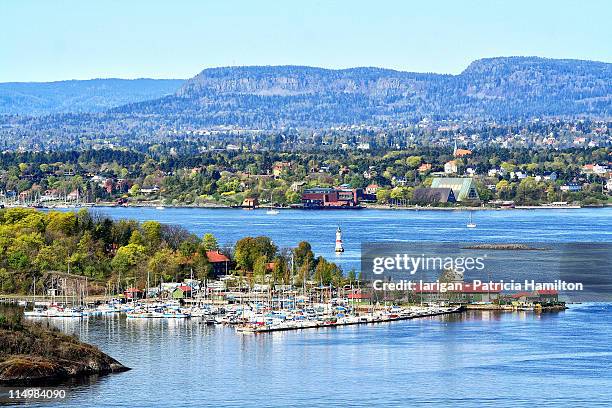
[[114, 57, 611, 124], [0, 57, 610, 148]]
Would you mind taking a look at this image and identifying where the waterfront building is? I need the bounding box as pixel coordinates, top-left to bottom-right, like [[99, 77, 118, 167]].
[[172, 285, 193, 299], [365, 184, 380, 195], [430, 177, 479, 201], [413, 282, 501, 304], [242, 197, 259, 208], [301, 187, 362, 208], [412, 188, 456, 204], [206, 251, 232, 277], [506, 290, 559, 304], [124, 287, 143, 300], [347, 292, 371, 302]]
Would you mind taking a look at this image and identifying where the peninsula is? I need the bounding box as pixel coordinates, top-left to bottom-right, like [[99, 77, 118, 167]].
[[0, 308, 129, 385]]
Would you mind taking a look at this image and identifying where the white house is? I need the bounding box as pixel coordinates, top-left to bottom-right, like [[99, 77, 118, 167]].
[[444, 160, 458, 174], [535, 172, 558, 182], [560, 183, 582, 192]]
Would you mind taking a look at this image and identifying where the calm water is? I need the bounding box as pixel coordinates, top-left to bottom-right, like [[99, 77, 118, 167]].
[[41, 208, 611, 407], [87, 207, 612, 272]]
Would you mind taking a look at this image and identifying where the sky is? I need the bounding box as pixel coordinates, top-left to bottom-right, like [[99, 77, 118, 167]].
[[1, 0, 611, 82]]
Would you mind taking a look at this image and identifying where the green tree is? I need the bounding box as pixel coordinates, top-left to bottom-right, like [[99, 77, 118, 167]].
[[293, 241, 315, 271], [253, 255, 268, 284], [129, 230, 145, 246], [376, 188, 391, 204], [234, 236, 277, 272], [201, 233, 219, 251], [142, 221, 162, 251], [111, 243, 146, 280]]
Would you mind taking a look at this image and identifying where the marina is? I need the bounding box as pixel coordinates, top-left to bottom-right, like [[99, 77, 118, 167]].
[[20, 297, 464, 333], [0, 207, 609, 407]]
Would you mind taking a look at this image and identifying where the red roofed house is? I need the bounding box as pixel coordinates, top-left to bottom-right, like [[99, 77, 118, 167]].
[[365, 184, 380, 195], [206, 251, 231, 277], [418, 163, 432, 173], [124, 287, 143, 300], [172, 285, 193, 299], [272, 162, 291, 177]]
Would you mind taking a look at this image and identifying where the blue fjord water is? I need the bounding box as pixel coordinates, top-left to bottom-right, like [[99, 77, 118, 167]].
[[42, 208, 611, 407]]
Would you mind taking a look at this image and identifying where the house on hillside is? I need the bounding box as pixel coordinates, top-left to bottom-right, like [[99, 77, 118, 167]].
[[418, 163, 432, 173], [365, 184, 380, 195], [560, 183, 582, 192], [272, 162, 291, 177], [444, 160, 458, 174], [290, 181, 307, 192]]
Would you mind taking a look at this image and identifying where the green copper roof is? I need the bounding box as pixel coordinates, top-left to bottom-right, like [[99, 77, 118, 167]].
[[430, 177, 479, 201]]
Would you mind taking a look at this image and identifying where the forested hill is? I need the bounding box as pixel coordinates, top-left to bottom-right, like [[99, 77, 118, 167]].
[[113, 57, 612, 125], [0, 78, 185, 115], [0, 57, 610, 148]]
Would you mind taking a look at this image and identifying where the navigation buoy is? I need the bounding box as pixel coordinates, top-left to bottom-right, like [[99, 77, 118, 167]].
[[335, 226, 344, 253]]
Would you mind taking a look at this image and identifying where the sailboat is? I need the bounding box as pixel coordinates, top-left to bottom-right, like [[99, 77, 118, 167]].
[[467, 211, 476, 228], [266, 192, 279, 214]]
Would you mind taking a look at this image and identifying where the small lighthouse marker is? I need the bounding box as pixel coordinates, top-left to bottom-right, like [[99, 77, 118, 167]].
[[335, 226, 344, 253]]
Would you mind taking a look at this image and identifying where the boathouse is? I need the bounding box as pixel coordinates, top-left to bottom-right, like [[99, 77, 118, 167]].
[[242, 197, 259, 208], [124, 287, 143, 300]]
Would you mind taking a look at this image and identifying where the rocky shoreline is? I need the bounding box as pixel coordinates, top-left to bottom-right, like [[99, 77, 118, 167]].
[[0, 316, 129, 385]]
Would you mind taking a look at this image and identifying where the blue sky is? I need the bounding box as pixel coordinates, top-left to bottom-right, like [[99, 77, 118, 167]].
[[1, 0, 610, 82]]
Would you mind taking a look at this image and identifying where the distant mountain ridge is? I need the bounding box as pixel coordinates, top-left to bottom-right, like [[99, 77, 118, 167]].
[[112, 57, 611, 126], [176, 65, 436, 97], [0, 78, 185, 115], [1, 57, 611, 128]]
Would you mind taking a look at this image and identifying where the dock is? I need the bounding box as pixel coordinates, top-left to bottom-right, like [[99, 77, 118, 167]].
[[235, 307, 463, 334]]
